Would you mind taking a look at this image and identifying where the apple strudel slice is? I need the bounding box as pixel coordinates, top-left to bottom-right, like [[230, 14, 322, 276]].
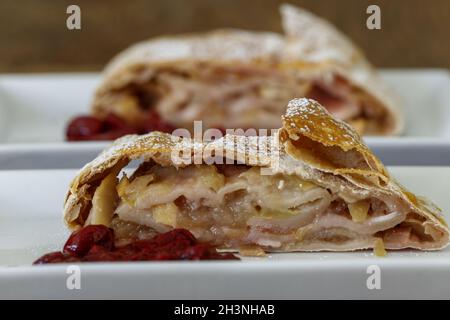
[[66, 4, 403, 141], [64, 98, 448, 253]]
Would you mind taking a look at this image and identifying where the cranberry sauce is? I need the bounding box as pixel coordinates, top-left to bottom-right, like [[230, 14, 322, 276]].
[[34, 225, 238, 264]]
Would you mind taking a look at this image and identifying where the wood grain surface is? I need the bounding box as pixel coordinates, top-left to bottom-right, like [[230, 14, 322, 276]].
[[1, 0, 449, 72]]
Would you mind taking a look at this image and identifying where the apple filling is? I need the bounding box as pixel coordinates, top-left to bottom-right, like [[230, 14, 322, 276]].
[[94, 65, 391, 135], [83, 162, 439, 253]]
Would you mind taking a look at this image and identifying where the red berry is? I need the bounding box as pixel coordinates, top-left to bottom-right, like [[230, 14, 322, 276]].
[[144, 111, 176, 134], [66, 116, 103, 141], [63, 225, 115, 258]]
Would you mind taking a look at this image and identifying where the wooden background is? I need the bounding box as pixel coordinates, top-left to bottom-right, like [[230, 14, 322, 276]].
[[1, 0, 449, 72]]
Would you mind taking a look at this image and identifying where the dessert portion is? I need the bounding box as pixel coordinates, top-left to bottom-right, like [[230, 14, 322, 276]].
[[62, 99, 448, 257], [66, 4, 403, 141]]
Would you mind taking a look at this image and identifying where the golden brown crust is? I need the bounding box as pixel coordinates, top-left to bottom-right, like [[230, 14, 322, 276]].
[[281, 98, 388, 182], [64, 98, 448, 250]]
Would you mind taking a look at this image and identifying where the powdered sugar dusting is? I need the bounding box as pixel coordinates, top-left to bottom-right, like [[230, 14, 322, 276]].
[[105, 29, 283, 75], [283, 98, 365, 149]]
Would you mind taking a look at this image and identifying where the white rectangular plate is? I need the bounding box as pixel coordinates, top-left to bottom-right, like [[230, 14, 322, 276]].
[[0, 69, 449, 143], [1, 70, 450, 170], [0, 167, 449, 299]]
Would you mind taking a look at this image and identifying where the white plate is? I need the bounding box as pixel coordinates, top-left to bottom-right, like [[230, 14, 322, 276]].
[[0, 166, 450, 299], [0, 73, 98, 143], [0, 70, 450, 170], [0, 69, 449, 144]]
